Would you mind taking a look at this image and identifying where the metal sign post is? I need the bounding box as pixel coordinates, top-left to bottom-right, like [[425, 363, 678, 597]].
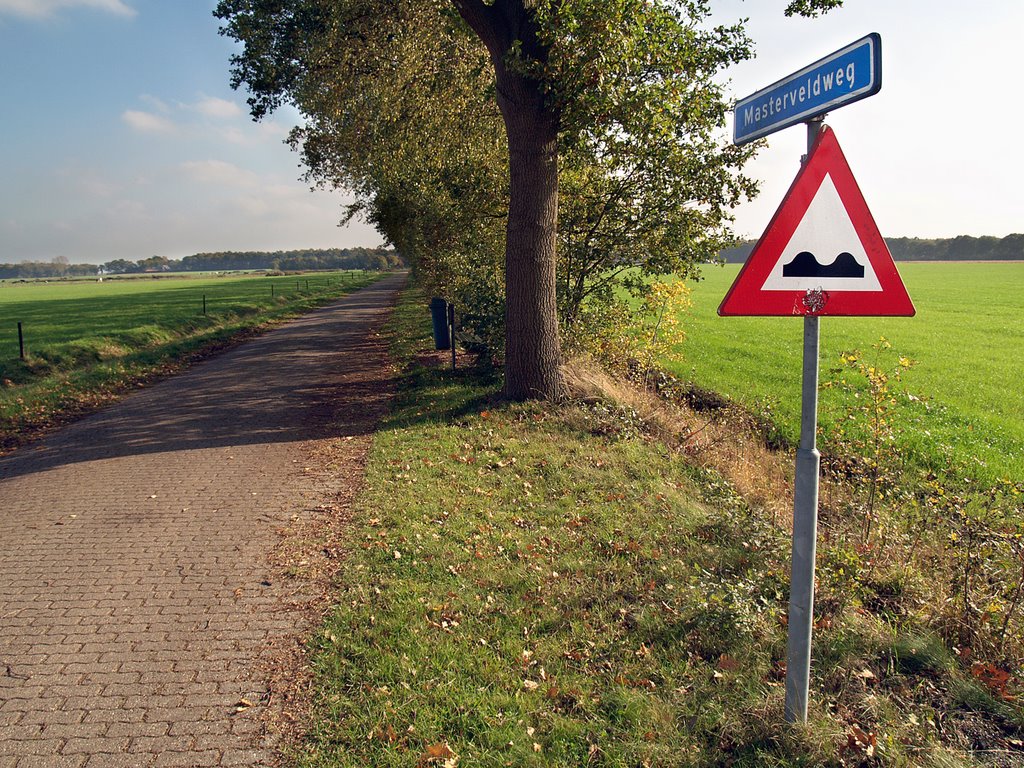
[[784, 118, 824, 723], [448, 304, 457, 371]]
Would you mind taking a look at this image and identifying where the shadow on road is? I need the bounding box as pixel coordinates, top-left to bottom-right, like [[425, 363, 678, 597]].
[[0, 275, 403, 483]]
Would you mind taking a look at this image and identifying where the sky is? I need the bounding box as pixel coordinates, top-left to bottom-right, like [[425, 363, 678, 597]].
[[712, 0, 1023, 241], [0, 0, 383, 264], [0, 1, 1020, 264]]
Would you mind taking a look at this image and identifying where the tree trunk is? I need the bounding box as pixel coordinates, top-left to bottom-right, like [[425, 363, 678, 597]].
[[455, 0, 563, 401], [497, 72, 562, 400]]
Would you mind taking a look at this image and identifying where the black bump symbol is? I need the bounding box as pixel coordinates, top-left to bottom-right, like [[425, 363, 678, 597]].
[[783, 251, 865, 279]]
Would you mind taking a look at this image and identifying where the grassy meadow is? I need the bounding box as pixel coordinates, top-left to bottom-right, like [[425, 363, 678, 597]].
[[293, 288, 1024, 767], [0, 270, 380, 450], [0, 271, 367, 361], [668, 262, 1024, 482]]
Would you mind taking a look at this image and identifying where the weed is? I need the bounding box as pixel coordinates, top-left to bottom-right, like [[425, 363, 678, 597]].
[[822, 337, 919, 547]]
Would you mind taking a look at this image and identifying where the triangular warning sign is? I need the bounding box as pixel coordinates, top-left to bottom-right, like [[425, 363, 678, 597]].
[[719, 127, 914, 317]]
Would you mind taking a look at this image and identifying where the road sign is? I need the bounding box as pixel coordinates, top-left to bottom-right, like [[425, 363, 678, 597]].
[[719, 126, 914, 317], [733, 34, 881, 145]]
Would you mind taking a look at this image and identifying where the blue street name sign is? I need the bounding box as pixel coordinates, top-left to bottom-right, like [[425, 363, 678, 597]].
[[733, 33, 881, 145]]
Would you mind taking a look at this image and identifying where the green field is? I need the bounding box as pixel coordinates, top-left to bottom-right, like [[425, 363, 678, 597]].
[[0, 271, 367, 360], [0, 270, 380, 449], [667, 262, 1024, 482]]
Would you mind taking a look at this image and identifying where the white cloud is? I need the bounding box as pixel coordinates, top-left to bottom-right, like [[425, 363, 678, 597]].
[[192, 96, 243, 120], [180, 159, 259, 188], [139, 94, 171, 114], [121, 109, 176, 134], [121, 96, 285, 148], [0, 0, 135, 19], [218, 120, 289, 147]]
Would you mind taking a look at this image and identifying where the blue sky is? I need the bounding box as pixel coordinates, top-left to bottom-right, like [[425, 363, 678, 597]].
[[0, 0, 382, 264], [1, 0, 1020, 264]]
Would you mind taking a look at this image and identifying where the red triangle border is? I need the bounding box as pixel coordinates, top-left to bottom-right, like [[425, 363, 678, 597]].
[[719, 127, 915, 317]]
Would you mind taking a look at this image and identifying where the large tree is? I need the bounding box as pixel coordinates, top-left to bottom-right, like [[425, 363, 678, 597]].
[[215, 0, 835, 399]]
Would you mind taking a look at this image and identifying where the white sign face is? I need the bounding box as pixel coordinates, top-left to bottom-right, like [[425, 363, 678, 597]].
[[761, 174, 881, 293]]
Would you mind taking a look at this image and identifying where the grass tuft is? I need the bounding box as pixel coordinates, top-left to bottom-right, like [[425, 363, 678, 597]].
[[296, 287, 1024, 767]]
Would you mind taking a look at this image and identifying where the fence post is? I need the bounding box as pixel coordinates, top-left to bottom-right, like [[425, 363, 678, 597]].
[[18, 321, 25, 360], [202, 294, 207, 315], [448, 304, 456, 371]]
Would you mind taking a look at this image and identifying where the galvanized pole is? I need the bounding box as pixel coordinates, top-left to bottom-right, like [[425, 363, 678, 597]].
[[784, 117, 824, 724]]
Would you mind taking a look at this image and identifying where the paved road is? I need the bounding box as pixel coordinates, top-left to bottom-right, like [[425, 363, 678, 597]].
[[0, 274, 404, 767]]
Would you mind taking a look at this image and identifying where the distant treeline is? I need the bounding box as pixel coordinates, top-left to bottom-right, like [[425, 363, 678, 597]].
[[0, 248, 403, 279], [720, 234, 1024, 264]]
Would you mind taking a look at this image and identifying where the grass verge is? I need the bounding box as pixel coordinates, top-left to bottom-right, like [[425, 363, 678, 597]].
[[0, 272, 383, 453], [296, 288, 1023, 767]]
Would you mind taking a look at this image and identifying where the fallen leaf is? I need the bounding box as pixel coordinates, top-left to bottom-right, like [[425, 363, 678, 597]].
[[843, 725, 877, 757], [717, 654, 740, 672], [971, 662, 1013, 698], [232, 697, 254, 713], [856, 668, 877, 683], [418, 742, 457, 767]]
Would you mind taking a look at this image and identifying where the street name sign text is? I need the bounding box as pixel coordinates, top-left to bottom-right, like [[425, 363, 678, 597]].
[[733, 34, 881, 145]]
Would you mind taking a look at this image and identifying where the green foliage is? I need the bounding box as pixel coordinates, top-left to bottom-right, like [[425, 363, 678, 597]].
[[527, 0, 757, 320], [815, 339, 1024, 677], [784, 0, 844, 17], [822, 337, 918, 542], [0, 248, 400, 279], [215, 0, 758, 368], [722, 233, 1024, 264], [934, 478, 1024, 657], [567, 279, 692, 376]]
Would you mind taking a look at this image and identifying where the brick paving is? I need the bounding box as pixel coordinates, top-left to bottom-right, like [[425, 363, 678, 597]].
[[0, 275, 404, 767]]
